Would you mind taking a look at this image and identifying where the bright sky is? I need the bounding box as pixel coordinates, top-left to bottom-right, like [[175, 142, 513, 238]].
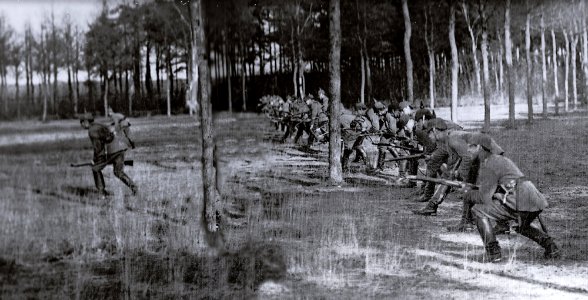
[[0, 0, 103, 36]]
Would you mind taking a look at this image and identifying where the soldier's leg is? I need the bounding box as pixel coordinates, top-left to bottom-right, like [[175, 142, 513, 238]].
[[446, 194, 477, 232], [516, 211, 561, 259], [341, 149, 353, 172], [91, 157, 109, 196], [293, 123, 304, 143], [352, 136, 366, 163], [112, 152, 138, 195], [471, 203, 510, 262]]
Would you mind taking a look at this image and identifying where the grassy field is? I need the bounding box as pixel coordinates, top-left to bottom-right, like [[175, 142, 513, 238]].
[[1, 108, 588, 299]]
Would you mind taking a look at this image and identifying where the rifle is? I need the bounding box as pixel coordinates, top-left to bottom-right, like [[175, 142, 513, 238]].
[[372, 142, 423, 153], [382, 153, 425, 162], [70, 160, 134, 168], [405, 175, 479, 190]]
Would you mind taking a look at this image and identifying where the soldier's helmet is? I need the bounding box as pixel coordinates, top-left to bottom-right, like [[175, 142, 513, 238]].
[[373, 100, 387, 113], [425, 118, 447, 132], [79, 112, 94, 122], [469, 133, 493, 152], [355, 103, 367, 111]]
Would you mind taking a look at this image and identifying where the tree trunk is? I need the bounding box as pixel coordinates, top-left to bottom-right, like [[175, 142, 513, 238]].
[[360, 48, 365, 104], [449, 3, 459, 122], [505, 0, 516, 128], [462, 2, 481, 95], [481, 2, 490, 131], [497, 27, 505, 104], [241, 41, 247, 111], [192, 0, 224, 249], [552, 29, 559, 98], [104, 74, 109, 117], [15, 69, 20, 119], [402, 0, 413, 104], [541, 14, 547, 118], [583, 18, 588, 107], [564, 30, 569, 112], [572, 34, 578, 111], [329, 0, 342, 184], [424, 4, 435, 108], [166, 48, 172, 117], [525, 1, 533, 123], [146, 42, 153, 101], [291, 25, 298, 98]]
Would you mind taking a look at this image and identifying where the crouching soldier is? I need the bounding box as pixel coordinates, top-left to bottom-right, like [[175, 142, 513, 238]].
[[462, 134, 560, 262], [80, 112, 138, 197]]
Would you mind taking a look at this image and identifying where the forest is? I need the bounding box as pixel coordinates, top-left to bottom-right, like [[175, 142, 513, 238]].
[[0, 0, 584, 124]]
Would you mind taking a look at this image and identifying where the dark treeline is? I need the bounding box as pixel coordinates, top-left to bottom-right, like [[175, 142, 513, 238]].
[[0, 0, 586, 121]]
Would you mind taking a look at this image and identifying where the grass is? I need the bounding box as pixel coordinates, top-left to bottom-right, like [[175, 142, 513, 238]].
[[1, 111, 588, 298]]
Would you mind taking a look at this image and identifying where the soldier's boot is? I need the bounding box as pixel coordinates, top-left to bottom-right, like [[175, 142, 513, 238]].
[[476, 217, 502, 263], [116, 172, 138, 196], [493, 221, 511, 235], [341, 149, 353, 173], [447, 201, 476, 232], [375, 150, 386, 171], [517, 225, 561, 259], [352, 148, 362, 163], [92, 171, 108, 197], [416, 179, 436, 202], [412, 201, 438, 216]]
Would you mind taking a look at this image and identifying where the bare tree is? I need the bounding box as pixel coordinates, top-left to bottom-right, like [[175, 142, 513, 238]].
[[462, 1, 481, 95], [480, 1, 490, 131], [541, 12, 547, 118], [449, 1, 458, 122], [328, 0, 342, 183], [552, 29, 559, 98], [192, 0, 224, 249], [525, 0, 533, 123], [402, 0, 413, 103], [424, 4, 436, 108], [505, 0, 516, 128]]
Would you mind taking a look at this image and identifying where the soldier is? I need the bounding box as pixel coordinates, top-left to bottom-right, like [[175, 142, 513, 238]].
[[306, 94, 329, 144], [80, 112, 138, 197], [412, 120, 504, 218], [462, 134, 560, 262], [341, 103, 370, 172]]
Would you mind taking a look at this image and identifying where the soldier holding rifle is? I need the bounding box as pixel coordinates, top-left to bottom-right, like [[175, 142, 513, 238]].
[[79, 112, 138, 198], [460, 134, 560, 262], [412, 120, 504, 223]]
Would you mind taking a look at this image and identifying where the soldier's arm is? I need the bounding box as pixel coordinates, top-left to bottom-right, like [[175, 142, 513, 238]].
[[449, 138, 473, 181]]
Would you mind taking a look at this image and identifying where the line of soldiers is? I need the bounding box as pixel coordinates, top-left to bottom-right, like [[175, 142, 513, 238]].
[[261, 94, 561, 263]]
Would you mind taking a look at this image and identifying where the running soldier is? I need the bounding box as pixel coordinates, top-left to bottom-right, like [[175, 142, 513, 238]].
[[80, 112, 138, 197]]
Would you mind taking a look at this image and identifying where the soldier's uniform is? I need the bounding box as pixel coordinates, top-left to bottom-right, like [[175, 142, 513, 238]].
[[81, 113, 137, 196], [465, 134, 560, 262], [413, 119, 503, 216], [341, 103, 369, 171], [307, 97, 329, 144]]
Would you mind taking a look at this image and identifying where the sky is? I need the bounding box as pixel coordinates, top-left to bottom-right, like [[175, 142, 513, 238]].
[[0, 0, 103, 35]]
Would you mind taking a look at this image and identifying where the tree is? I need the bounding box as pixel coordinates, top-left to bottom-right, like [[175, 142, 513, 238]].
[[402, 0, 413, 104], [541, 12, 547, 118], [328, 0, 342, 183], [480, 0, 490, 131], [504, 0, 515, 128], [525, 0, 533, 123], [192, 0, 224, 249], [424, 3, 436, 108], [9, 40, 22, 119], [462, 1, 481, 95], [449, 1, 458, 122]]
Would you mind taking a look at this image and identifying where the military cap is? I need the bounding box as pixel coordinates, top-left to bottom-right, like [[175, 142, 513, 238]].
[[415, 108, 436, 121], [78, 112, 94, 121], [355, 103, 367, 110], [373, 100, 387, 111], [425, 118, 448, 132], [468, 133, 493, 151], [399, 101, 414, 110]]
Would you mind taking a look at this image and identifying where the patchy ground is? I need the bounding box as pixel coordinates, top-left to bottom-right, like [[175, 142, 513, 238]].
[[1, 105, 588, 299]]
